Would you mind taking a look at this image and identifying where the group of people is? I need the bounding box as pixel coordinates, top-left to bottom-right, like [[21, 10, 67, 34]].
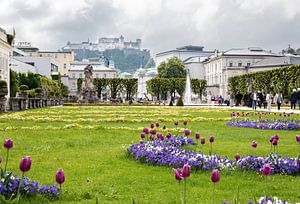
[[233, 88, 300, 111]]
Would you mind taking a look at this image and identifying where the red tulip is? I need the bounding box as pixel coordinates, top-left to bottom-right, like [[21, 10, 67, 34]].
[[56, 168, 65, 184], [182, 163, 190, 178], [19, 156, 32, 172], [4, 139, 13, 149], [211, 169, 220, 183]]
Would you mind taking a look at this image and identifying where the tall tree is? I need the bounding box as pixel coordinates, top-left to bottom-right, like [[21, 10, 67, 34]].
[[157, 57, 186, 78], [122, 78, 138, 101]]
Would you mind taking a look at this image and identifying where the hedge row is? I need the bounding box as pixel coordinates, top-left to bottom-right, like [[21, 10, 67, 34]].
[[228, 65, 300, 98]]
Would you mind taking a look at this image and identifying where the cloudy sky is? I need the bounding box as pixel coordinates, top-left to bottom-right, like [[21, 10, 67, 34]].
[[1, 0, 300, 56]]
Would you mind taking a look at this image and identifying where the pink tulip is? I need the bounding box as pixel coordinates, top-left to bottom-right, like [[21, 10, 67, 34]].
[[260, 164, 272, 176], [4, 139, 13, 149], [182, 163, 190, 178], [211, 169, 220, 183], [19, 156, 32, 172], [56, 168, 65, 184]]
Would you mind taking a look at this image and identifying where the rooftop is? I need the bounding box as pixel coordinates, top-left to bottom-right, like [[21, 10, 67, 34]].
[[223, 47, 281, 56], [250, 55, 300, 68]]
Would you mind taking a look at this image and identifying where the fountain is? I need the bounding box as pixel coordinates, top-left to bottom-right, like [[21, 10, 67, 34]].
[[184, 69, 192, 105]]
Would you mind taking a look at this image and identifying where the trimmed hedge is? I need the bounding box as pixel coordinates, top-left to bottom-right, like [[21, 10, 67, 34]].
[[228, 65, 300, 98]]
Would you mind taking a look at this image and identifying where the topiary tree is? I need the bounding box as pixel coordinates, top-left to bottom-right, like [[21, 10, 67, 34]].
[[122, 78, 138, 101], [93, 78, 108, 99], [176, 97, 184, 106], [10, 69, 18, 97]]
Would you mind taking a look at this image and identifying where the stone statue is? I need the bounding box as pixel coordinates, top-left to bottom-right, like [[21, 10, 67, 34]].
[[77, 65, 98, 103]]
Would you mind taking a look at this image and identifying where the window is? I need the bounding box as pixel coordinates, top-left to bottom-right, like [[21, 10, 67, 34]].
[[247, 62, 251, 67], [238, 62, 242, 67], [64, 63, 66, 68], [229, 62, 233, 67]]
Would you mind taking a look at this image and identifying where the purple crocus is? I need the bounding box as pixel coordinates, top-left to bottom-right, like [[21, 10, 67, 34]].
[[184, 129, 191, 137], [211, 169, 220, 183], [252, 141, 258, 148]]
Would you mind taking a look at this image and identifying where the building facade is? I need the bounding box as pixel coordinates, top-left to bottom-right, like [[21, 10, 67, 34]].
[[0, 27, 11, 97], [203, 48, 282, 97]]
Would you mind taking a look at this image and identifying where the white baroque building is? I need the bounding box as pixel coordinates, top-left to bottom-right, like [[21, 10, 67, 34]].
[[0, 27, 11, 98], [203, 47, 282, 97]]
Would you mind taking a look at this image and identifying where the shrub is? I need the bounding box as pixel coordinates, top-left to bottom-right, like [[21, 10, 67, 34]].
[[35, 88, 42, 94], [0, 80, 7, 87], [176, 97, 184, 106], [19, 85, 29, 91]]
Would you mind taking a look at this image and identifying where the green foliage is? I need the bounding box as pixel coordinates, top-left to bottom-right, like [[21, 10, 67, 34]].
[[10, 69, 18, 97], [19, 85, 29, 91], [176, 97, 184, 106], [191, 79, 207, 99], [108, 78, 123, 99], [77, 78, 83, 93], [228, 65, 300, 98], [35, 88, 42, 94], [121, 78, 138, 101], [157, 57, 186, 78], [93, 78, 107, 98], [0, 80, 7, 87]]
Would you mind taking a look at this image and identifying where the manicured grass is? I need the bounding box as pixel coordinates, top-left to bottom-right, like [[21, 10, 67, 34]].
[[0, 106, 299, 203]]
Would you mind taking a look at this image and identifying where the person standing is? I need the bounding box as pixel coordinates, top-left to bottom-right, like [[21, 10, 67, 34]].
[[257, 91, 263, 109], [290, 89, 297, 109], [274, 91, 283, 110], [230, 92, 234, 107], [297, 88, 300, 110], [262, 91, 267, 109], [252, 91, 257, 110], [266, 91, 273, 111]]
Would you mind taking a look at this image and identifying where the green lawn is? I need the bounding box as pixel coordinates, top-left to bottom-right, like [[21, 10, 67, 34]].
[[0, 106, 299, 203]]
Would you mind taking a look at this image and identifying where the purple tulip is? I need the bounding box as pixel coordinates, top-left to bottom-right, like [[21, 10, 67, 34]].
[[184, 129, 190, 137], [4, 139, 13, 149], [163, 125, 166, 130], [296, 135, 300, 142], [235, 153, 240, 161], [157, 132, 163, 140], [150, 123, 154, 129], [140, 133, 145, 139], [252, 141, 258, 148], [195, 132, 200, 139], [143, 127, 149, 134], [183, 120, 187, 126], [56, 168, 65, 184], [149, 135, 154, 141], [182, 163, 190, 178], [200, 137, 205, 144], [260, 164, 272, 176], [272, 139, 278, 146], [269, 136, 274, 143], [273, 134, 279, 141], [150, 129, 156, 135], [19, 156, 32, 172], [211, 169, 220, 183], [173, 168, 183, 181], [174, 120, 178, 126], [209, 136, 214, 143], [156, 122, 159, 128], [166, 132, 171, 139]]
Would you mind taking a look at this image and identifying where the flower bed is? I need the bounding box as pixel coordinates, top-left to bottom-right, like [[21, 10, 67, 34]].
[[226, 120, 300, 130], [127, 136, 300, 175]]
